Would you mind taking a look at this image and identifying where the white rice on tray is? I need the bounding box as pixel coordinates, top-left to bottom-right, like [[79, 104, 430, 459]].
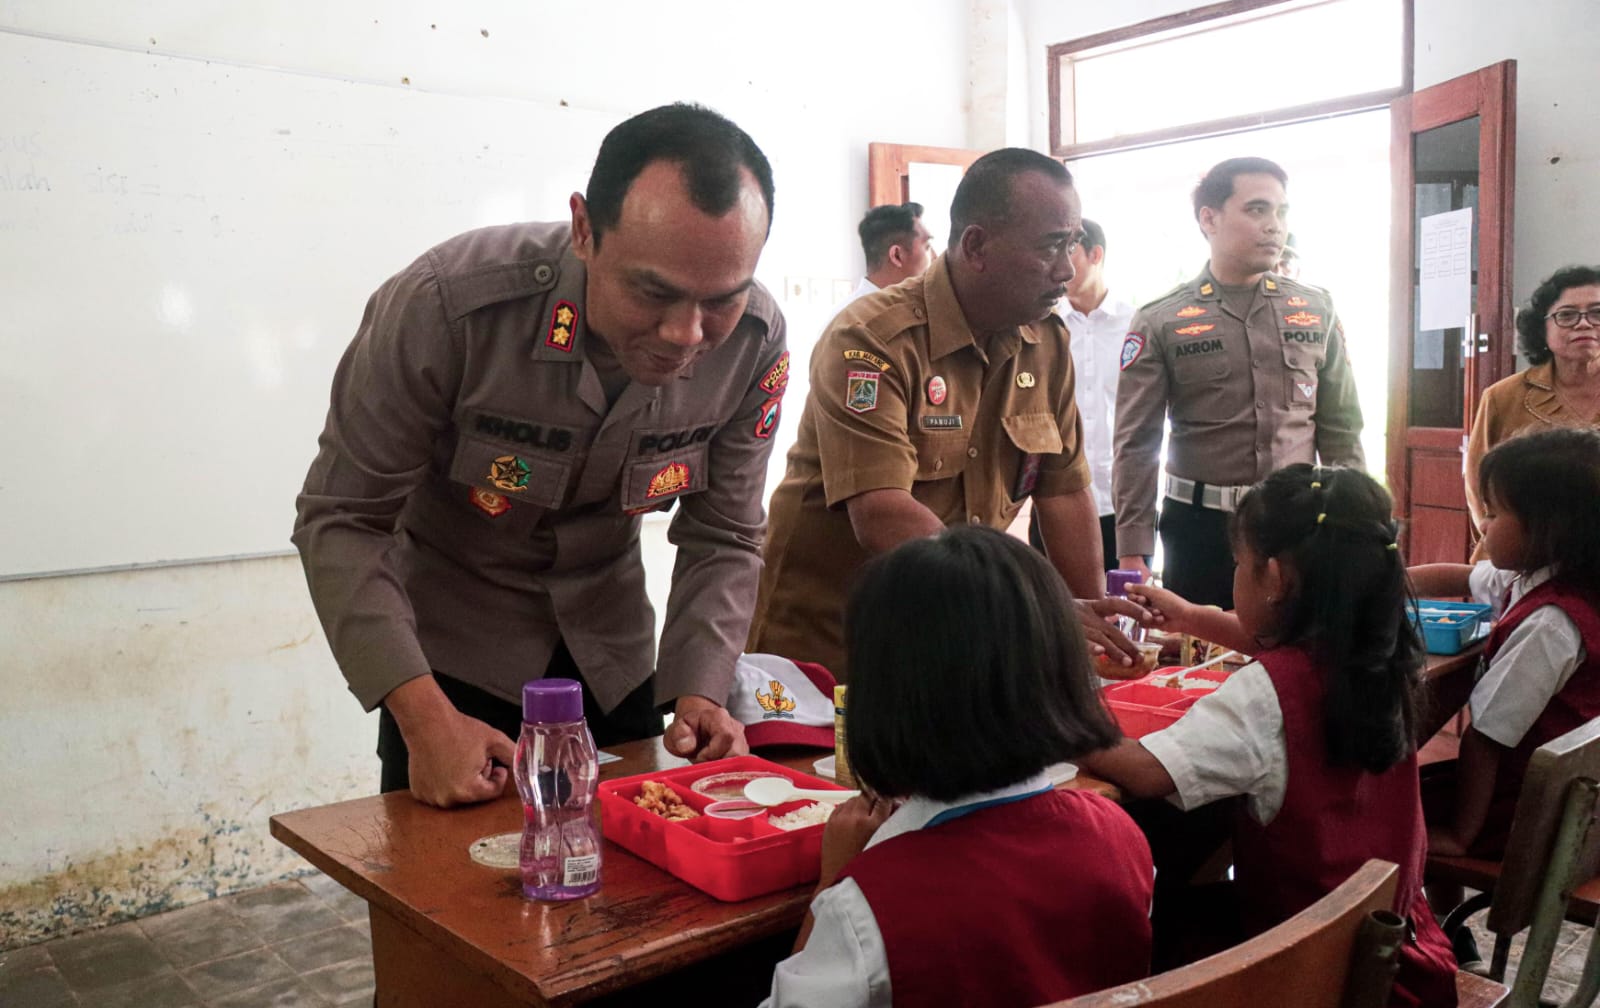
[[768, 801, 836, 831]]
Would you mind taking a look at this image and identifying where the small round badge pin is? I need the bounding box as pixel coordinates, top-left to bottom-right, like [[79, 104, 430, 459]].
[[926, 376, 947, 405]]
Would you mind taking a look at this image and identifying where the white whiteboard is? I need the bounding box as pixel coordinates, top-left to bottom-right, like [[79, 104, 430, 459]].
[[0, 31, 617, 577]]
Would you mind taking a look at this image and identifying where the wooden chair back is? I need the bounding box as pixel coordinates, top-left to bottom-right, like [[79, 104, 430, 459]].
[[1486, 717, 1600, 937], [1045, 860, 1399, 1008]]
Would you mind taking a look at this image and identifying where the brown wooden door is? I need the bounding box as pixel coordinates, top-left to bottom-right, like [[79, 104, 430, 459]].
[[1387, 61, 1516, 564], [866, 143, 983, 207]]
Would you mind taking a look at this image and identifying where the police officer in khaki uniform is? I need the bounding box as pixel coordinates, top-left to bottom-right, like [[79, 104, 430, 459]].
[[1113, 157, 1364, 608], [748, 149, 1143, 679], [294, 104, 788, 807]]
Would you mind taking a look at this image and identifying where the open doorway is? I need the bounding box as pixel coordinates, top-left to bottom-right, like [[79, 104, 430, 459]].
[[1065, 109, 1393, 472]]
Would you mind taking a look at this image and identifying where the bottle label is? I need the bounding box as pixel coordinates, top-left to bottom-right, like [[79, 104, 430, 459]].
[[562, 853, 600, 887]]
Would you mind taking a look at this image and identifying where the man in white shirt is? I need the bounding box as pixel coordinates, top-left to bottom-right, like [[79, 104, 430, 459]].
[[1031, 218, 1137, 570], [847, 202, 934, 302]]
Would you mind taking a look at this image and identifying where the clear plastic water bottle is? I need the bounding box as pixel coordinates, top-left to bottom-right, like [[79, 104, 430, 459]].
[[513, 678, 601, 901]]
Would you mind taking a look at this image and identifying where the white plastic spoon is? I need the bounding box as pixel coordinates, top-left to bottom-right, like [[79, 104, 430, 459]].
[[743, 777, 860, 807]]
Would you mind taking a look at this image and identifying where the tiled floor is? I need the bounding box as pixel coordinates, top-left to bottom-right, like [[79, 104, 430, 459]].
[[1464, 910, 1599, 1005], [4, 876, 1597, 1006], [0, 874, 374, 1007]]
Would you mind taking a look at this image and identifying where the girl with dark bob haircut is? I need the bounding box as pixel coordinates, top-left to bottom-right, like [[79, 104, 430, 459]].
[[764, 525, 1153, 1008], [1081, 465, 1457, 1006], [1413, 427, 1600, 863], [1514, 263, 1600, 364], [845, 524, 1121, 799]]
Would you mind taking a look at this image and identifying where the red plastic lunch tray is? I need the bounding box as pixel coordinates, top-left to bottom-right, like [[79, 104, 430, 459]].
[[598, 755, 849, 902], [1102, 666, 1232, 738]]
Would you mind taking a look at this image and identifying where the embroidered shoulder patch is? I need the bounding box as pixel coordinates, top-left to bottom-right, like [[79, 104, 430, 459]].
[[842, 349, 892, 372], [1120, 333, 1145, 371], [758, 351, 790, 394], [845, 370, 880, 413], [754, 396, 781, 439]]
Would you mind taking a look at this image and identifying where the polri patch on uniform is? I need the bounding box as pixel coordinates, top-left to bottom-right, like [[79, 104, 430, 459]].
[[1174, 323, 1215, 336], [922, 415, 962, 429], [546, 301, 578, 352], [1016, 372, 1036, 389], [927, 375, 947, 405], [489, 454, 532, 492], [759, 352, 790, 394], [1012, 453, 1042, 501], [1175, 305, 1207, 318], [845, 370, 880, 413], [646, 461, 691, 499], [469, 487, 511, 517], [842, 349, 892, 372], [1294, 380, 1317, 403], [1120, 333, 1145, 371], [753, 396, 781, 439], [1286, 296, 1309, 308], [1283, 310, 1323, 326]]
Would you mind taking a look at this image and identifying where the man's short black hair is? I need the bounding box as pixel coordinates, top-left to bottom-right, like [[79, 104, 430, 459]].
[[1515, 264, 1600, 365], [584, 103, 774, 248], [843, 525, 1120, 802], [949, 148, 1073, 237], [1192, 156, 1288, 221], [857, 203, 924, 271], [1080, 218, 1106, 255]]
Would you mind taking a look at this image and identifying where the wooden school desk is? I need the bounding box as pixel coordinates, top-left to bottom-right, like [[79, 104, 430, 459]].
[[271, 737, 1115, 1007]]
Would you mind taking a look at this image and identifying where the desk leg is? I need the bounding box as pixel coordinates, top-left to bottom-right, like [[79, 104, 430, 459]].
[[369, 907, 531, 1008]]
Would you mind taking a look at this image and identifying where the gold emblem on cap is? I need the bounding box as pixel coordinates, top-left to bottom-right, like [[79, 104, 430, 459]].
[[1016, 372, 1036, 389]]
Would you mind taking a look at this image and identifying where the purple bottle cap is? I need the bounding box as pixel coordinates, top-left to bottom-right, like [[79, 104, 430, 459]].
[[1106, 568, 1144, 598], [522, 678, 583, 723]]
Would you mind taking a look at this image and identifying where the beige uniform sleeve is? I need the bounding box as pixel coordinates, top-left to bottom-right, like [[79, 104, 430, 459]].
[[1463, 385, 1495, 531], [1113, 310, 1168, 557], [1310, 303, 1365, 468], [808, 324, 918, 508], [291, 257, 462, 710]]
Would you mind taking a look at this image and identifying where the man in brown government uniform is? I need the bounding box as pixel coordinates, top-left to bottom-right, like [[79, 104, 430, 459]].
[[293, 104, 788, 807], [1113, 157, 1365, 609], [748, 148, 1143, 678]]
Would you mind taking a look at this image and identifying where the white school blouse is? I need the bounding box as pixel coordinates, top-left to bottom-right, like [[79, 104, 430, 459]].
[[1465, 563, 1586, 747]]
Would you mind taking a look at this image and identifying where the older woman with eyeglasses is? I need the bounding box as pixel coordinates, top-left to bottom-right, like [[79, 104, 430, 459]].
[[1465, 264, 1600, 555]]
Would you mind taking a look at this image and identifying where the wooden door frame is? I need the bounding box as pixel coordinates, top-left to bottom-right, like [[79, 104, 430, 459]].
[[866, 143, 982, 207], [1385, 60, 1516, 541]]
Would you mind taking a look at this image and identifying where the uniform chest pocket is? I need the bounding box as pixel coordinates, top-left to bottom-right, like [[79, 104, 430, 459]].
[[1170, 340, 1232, 384], [449, 432, 573, 510], [909, 428, 970, 481], [621, 443, 711, 512], [1282, 344, 1323, 410], [1002, 413, 1063, 501]]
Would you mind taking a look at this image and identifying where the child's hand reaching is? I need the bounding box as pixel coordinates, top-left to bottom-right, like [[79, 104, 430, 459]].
[[1127, 583, 1195, 633], [818, 794, 897, 889]]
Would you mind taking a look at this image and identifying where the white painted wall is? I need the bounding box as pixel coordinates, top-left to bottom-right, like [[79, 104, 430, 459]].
[[0, 0, 971, 948]]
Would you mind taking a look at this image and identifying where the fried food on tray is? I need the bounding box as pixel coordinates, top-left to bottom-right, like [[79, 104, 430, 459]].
[[633, 780, 699, 821]]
